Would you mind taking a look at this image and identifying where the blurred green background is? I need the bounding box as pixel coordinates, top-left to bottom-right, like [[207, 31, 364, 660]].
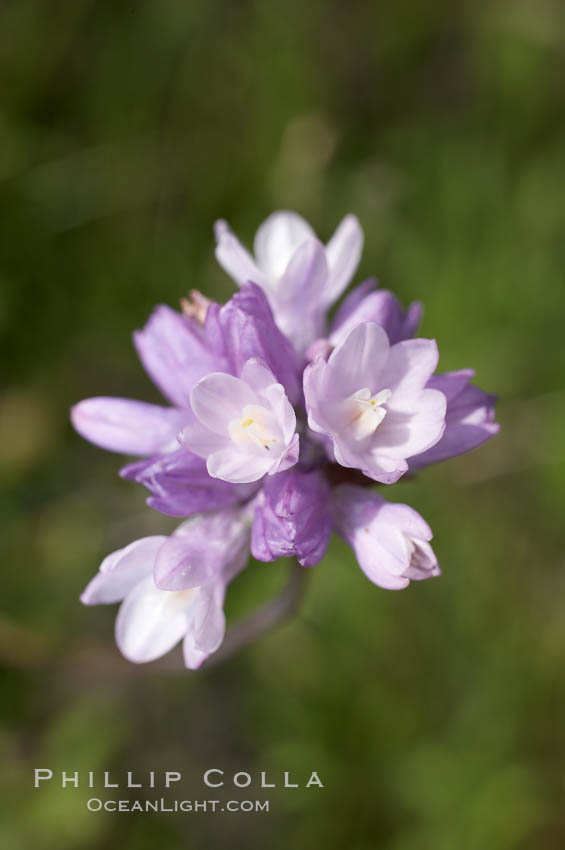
[[2, 0, 565, 847]]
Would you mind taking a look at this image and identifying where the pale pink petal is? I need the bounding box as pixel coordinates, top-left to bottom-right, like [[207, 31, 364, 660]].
[[270, 432, 300, 475], [207, 447, 273, 484], [154, 508, 250, 591], [179, 420, 228, 458], [376, 389, 447, 458], [183, 586, 227, 668], [380, 339, 440, 404], [325, 323, 390, 398], [215, 228, 267, 288], [379, 502, 433, 542], [274, 239, 329, 352], [190, 584, 227, 653], [324, 214, 363, 305], [353, 523, 412, 589], [190, 373, 259, 435], [260, 383, 297, 444], [239, 358, 278, 394], [80, 536, 166, 605], [332, 437, 408, 483], [133, 305, 222, 408], [71, 397, 184, 455]]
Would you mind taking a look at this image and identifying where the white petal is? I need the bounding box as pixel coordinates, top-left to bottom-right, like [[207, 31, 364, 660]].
[[276, 238, 328, 306], [115, 576, 198, 663], [303, 357, 337, 437], [156, 509, 250, 590], [326, 323, 390, 399], [183, 640, 211, 670], [273, 239, 329, 352], [80, 536, 166, 605], [192, 584, 226, 651], [260, 383, 297, 444], [179, 405, 228, 457], [190, 373, 259, 435], [270, 432, 300, 474], [182, 586, 227, 669], [215, 230, 267, 288], [207, 447, 273, 484], [379, 502, 433, 542], [380, 339, 439, 405], [179, 420, 227, 457], [240, 358, 278, 394], [376, 389, 446, 458], [254, 211, 315, 278], [332, 436, 408, 483], [324, 214, 363, 305], [352, 523, 411, 589]]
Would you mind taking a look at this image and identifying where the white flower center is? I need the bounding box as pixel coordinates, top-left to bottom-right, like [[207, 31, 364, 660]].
[[228, 404, 281, 453], [169, 587, 199, 607], [343, 387, 392, 440]]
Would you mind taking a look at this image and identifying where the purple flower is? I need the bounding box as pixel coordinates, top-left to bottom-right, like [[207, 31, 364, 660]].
[[329, 279, 422, 348], [210, 283, 301, 404], [181, 358, 299, 484], [304, 322, 447, 483], [133, 303, 227, 407], [153, 506, 250, 591], [251, 468, 333, 567], [72, 207, 500, 667], [71, 397, 186, 456], [408, 370, 500, 471], [81, 507, 250, 668], [120, 450, 258, 517], [71, 303, 224, 457], [334, 485, 440, 590], [215, 211, 363, 351], [72, 289, 299, 510]]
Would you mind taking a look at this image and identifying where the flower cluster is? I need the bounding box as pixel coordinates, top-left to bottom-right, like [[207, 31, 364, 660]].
[[72, 211, 499, 668]]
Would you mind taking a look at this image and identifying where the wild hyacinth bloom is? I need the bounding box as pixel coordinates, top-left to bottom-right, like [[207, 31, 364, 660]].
[[321, 280, 499, 469], [215, 211, 363, 351], [327, 278, 423, 349], [180, 358, 299, 484], [119, 449, 258, 518], [408, 369, 499, 471], [73, 208, 499, 668], [81, 507, 250, 668], [251, 467, 333, 567], [304, 322, 447, 483], [71, 304, 221, 456], [334, 485, 440, 590], [209, 282, 301, 405], [72, 284, 298, 513]]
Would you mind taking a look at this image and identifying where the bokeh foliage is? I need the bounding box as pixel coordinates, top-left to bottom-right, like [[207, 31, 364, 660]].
[[1, 0, 565, 847]]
